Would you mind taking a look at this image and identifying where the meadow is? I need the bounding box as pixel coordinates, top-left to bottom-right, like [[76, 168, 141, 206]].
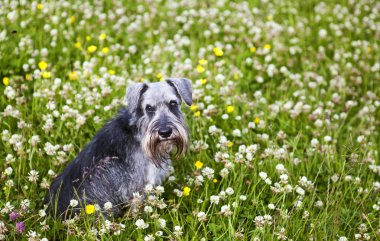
[[0, 0, 379, 240]]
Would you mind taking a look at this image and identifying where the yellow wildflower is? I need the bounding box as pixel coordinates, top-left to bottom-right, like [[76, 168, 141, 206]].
[[69, 16, 76, 24], [213, 47, 224, 57], [197, 65, 205, 73], [156, 72, 163, 80], [74, 41, 81, 49], [42, 71, 51, 78], [195, 161, 203, 169], [250, 46, 256, 53], [194, 111, 201, 117], [254, 117, 260, 124], [198, 59, 207, 65], [226, 106, 234, 113], [87, 45, 97, 53], [102, 47, 109, 54], [85, 204, 95, 214], [108, 70, 115, 75], [68, 71, 78, 80], [233, 73, 239, 80], [140, 77, 145, 82], [99, 33, 106, 41], [25, 74, 31, 81], [213, 179, 218, 183], [264, 44, 271, 50], [38, 61, 48, 70], [3, 77, 9, 86], [183, 187, 191, 196], [86, 36, 91, 41], [37, 3, 44, 10], [190, 104, 198, 111], [227, 141, 233, 147], [267, 15, 273, 21], [200, 79, 207, 85]]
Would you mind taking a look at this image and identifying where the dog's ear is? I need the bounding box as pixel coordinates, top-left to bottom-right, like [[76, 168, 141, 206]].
[[126, 83, 147, 113], [166, 78, 193, 106]]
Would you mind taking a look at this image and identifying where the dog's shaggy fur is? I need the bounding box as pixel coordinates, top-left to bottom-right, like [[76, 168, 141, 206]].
[[44, 78, 192, 218]]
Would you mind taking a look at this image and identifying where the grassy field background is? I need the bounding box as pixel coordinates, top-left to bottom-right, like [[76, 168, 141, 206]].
[[0, 0, 379, 240]]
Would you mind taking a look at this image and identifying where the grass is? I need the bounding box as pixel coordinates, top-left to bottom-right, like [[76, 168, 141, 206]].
[[0, 0, 379, 240]]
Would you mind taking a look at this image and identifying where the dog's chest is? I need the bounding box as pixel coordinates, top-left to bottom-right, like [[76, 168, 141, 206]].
[[145, 161, 171, 185]]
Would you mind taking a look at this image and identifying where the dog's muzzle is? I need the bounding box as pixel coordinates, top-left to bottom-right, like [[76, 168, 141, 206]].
[[141, 122, 189, 167]]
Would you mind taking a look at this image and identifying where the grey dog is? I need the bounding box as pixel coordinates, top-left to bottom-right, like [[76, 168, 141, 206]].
[[44, 78, 192, 218]]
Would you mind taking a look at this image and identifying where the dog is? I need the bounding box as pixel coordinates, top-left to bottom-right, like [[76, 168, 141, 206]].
[[44, 78, 192, 218]]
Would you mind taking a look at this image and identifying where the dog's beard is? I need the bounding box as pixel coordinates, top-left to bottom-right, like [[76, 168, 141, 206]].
[[141, 123, 188, 167]]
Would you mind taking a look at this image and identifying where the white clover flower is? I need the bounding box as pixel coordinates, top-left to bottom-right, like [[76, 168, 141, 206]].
[[197, 211, 207, 222], [47, 169, 56, 176], [145, 184, 154, 193], [219, 191, 227, 200], [265, 178, 272, 185], [70, 199, 78, 207], [21, 199, 30, 209], [144, 205, 153, 213], [173, 225, 183, 236], [221, 114, 229, 119], [268, 204, 275, 210], [135, 219, 149, 229], [144, 234, 155, 241], [220, 168, 229, 178], [104, 201, 113, 211], [39, 209, 46, 217], [248, 122, 256, 129], [1, 202, 14, 214], [220, 205, 232, 216], [4, 167, 13, 175], [155, 186, 165, 195], [195, 175, 204, 186], [155, 231, 163, 237], [232, 129, 241, 137], [158, 218, 166, 228], [357, 135, 365, 143], [276, 164, 286, 173], [5, 180, 14, 188], [27, 170, 39, 183], [296, 186, 305, 196], [232, 202, 238, 208], [259, 172, 268, 180], [239, 195, 247, 201], [318, 29, 327, 38], [279, 174, 289, 182], [201, 167, 215, 179], [331, 174, 339, 183], [311, 138, 319, 147], [44, 142, 60, 156], [225, 187, 234, 195], [168, 176, 176, 181], [210, 195, 220, 205], [128, 45, 137, 54], [315, 200, 323, 208]]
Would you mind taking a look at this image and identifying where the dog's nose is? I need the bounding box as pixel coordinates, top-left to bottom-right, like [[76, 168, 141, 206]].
[[158, 127, 172, 138]]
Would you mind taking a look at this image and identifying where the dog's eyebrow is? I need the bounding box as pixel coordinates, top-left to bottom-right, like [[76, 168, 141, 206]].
[[166, 82, 182, 103]]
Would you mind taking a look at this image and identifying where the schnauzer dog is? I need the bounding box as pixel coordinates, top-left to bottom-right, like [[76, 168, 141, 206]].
[[44, 78, 192, 218]]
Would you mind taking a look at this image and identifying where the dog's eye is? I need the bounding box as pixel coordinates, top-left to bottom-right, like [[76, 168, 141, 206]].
[[169, 100, 177, 107], [146, 105, 155, 112]]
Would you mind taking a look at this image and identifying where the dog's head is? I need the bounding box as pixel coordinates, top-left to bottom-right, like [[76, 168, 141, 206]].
[[126, 78, 192, 166]]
